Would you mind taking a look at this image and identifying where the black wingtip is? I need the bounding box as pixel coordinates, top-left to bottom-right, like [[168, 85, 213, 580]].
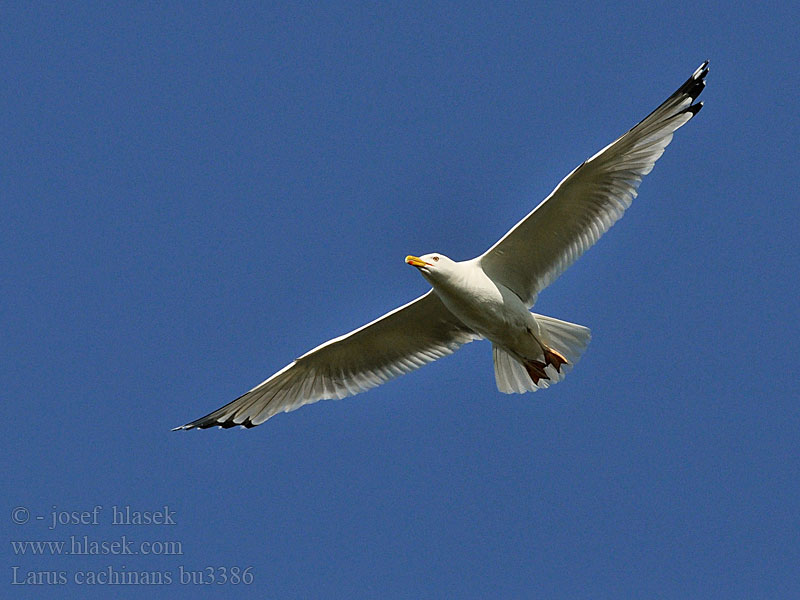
[[172, 416, 259, 431], [687, 101, 704, 117], [678, 64, 708, 102], [217, 419, 253, 429]]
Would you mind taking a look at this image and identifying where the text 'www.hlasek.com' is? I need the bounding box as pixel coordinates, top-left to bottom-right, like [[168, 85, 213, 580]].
[[9, 504, 254, 587]]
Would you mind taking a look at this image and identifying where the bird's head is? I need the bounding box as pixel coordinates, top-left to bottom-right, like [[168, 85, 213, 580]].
[[405, 253, 457, 283]]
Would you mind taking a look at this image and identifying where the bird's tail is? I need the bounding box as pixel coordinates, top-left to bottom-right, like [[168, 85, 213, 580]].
[[493, 314, 591, 393]]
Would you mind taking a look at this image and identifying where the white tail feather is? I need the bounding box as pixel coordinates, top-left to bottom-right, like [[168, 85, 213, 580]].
[[533, 313, 591, 364], [493, 345, 536, 393], [492, 314, 591, 394]]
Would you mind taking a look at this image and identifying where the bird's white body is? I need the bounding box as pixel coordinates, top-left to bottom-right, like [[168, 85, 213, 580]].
[[176, 61, 708, 430], [417, 257, 543, 361], [407, 252, 581, 392]]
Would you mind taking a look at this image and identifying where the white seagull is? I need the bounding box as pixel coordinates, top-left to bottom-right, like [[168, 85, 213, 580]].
[[175, 61, 708, 430]]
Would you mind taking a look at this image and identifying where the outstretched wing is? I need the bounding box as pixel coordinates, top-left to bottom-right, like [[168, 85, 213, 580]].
[[479, 61, 708, 306], [174, 291, 479, 429]]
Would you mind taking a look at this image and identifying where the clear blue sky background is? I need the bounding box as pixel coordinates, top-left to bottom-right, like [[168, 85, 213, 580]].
[[4, 3, 798, 598]]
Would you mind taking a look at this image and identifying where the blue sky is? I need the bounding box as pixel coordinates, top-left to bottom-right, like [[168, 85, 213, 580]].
[[3, 3, 798, 598]]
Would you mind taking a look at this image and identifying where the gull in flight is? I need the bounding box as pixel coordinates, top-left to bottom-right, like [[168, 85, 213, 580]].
[[175, 61, 708, 430]]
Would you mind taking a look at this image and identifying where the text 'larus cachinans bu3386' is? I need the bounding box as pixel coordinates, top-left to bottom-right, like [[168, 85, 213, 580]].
[[175, 61, 708, 431]]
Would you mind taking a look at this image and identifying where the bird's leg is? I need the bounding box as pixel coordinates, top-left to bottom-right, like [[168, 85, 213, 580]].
[[537, 339, 569, 373], [524, 326, 568, 381], [523, 359, 550, 384]]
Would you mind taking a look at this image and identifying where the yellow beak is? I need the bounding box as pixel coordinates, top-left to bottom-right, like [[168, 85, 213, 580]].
[[405, 255, 431, 268]]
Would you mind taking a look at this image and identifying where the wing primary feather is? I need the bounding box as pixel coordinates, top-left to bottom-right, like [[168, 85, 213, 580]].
[[478, 62, 708, 305], [175, 291, 478, 429]]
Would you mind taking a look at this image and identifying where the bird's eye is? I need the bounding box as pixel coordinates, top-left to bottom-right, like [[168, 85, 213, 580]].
[[432, 256, 439, 262]]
